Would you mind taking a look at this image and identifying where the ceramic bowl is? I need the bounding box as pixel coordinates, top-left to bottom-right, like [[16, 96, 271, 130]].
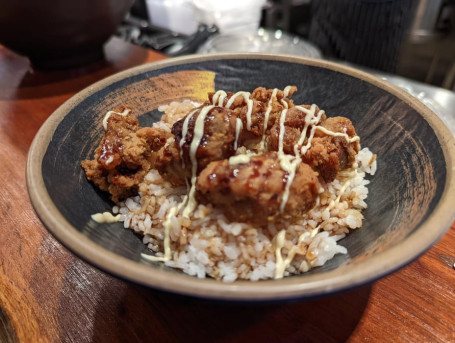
[[26, 54, 455, 301]]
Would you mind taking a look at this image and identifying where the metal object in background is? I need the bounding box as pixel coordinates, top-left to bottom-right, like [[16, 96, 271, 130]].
[[397, 0, 455, 90], [117, 14, 218, 56], [165, 24, 218, 56], [408, 0, 454, 42]]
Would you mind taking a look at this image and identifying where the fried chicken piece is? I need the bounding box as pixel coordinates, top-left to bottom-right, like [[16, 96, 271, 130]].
[[208, 87, 297, 140], [81, 109, 169, 202], [269, 105, 326, 154], [252, 86, 297, 105], [302, 117, 359, 182], [269, 106, 358, 183], [154, 137, 189, 186], [196, 152, 320, 225], [157, 106, 239, 185]]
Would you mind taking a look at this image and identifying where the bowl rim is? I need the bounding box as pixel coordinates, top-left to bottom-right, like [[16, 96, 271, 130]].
[[26, 53, 455, 301]]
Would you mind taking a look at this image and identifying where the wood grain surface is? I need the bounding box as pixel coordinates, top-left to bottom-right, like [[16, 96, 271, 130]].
[[0, 38, 454, 343]]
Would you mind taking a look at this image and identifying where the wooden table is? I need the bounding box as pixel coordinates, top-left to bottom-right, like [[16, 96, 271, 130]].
[[1, 37, 454, 343]]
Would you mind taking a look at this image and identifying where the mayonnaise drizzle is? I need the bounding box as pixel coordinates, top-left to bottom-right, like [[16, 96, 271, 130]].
[[274, 168, 358, 279], [105, 155, 114, 166], [274, 230, 286, 277], [283, 85, 293, 98], [225, 92, 254, 130], [259, 88, 278, 152], [142, 205, 180, 262], [278, 109, 288, 155], [295, 105, 359, 156], [228, 154, 251, 165], [275, 228, 317, 279], [179, 108, 198, 169], [212, 90, 227, 106], [325, 168, 357, 213], [102, 108, 131, 130], [182, 105, 215, 218], [276, 104, 359, 214], [234, 117, 243, 151], [91, 212, 121, 223]]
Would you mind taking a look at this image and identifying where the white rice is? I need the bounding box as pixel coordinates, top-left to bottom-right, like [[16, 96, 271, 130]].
[[115, 102, 377, 282]]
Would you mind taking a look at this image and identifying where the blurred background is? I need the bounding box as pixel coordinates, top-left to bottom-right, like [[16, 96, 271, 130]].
[[0, 0, 453, 92], [115, 0, 455, 91]]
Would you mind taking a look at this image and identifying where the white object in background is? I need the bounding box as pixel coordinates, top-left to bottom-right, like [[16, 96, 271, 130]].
[[146, 0, 198, 35], [192, 0, 265, 35]]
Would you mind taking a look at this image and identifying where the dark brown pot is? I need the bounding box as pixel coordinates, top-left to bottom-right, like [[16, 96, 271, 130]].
[[0, 0, 133, 69]]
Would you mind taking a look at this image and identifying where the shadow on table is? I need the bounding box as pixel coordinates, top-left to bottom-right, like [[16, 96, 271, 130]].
[[0, 306, 18, 343], [90, 282, 372, 342]]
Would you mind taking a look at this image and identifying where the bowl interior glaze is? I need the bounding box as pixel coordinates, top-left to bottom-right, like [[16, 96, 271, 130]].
[[27, 54, 455, 301]]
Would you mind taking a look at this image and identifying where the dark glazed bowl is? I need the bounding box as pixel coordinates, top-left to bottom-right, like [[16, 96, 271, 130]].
[[26, 54, 455, 301], [0, 0, 133, 69]]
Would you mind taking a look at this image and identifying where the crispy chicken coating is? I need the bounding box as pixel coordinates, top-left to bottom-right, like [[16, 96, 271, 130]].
[[208, 87, 297, 139], [302, 117, 359, 182], [153, 137, 188, 186], [196, 152, 321, 225], [81, 109, 169, 202], [269, 105, 325, 154], [269, 107, 358, 182]]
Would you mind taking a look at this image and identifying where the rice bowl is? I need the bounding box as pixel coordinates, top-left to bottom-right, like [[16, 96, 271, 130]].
[[26, 54, 455, 301]]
